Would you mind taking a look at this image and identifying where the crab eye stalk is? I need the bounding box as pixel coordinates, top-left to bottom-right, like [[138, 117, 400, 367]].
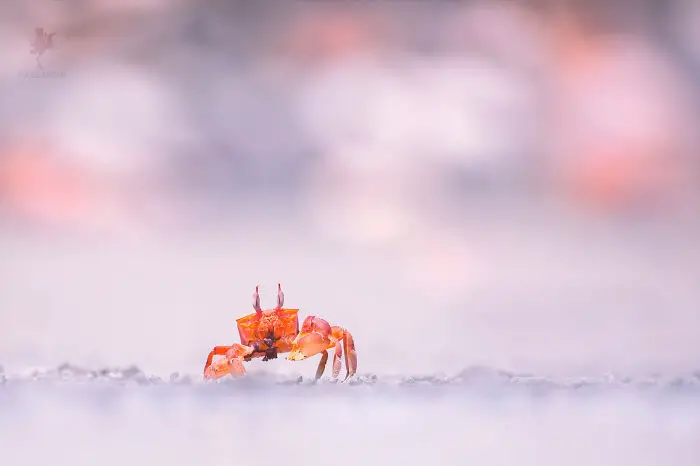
[[252, 285, 262, 315], [276, 283, 284, 309]]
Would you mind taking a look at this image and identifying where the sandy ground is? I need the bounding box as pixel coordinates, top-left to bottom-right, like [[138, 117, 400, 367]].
[[1, 374, 699, 466]]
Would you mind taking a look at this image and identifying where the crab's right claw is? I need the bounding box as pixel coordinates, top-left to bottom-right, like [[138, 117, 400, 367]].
[[203, 344, 254, 380], [203, 345, 229, 379]]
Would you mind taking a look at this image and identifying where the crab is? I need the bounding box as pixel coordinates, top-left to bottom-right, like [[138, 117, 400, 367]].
[[203, 284, 357, 382]]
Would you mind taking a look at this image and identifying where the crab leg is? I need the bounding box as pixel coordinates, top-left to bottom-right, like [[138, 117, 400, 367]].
[[331, 327, 357, 381], [332, 341, 342, 378], [315, 350, 329, 380], [203, 343, 254, 380]]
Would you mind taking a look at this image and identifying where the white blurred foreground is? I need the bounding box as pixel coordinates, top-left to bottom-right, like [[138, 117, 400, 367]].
[[1, 365, 699, 466]]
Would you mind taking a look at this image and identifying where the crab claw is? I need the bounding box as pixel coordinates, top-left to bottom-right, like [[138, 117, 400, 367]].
[[203, 343, 255, 379], [287, 331, 327, 361], [287, 316, 357, 381], [287, 316, 331, 361]]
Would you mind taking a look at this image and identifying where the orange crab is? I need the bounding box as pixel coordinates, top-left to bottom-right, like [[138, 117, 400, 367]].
[[203, 284, 357, 381]]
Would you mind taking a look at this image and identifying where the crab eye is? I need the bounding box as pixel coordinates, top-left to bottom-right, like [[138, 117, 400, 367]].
[[252, 285, 261, 312], [277, 283, 284, 308]]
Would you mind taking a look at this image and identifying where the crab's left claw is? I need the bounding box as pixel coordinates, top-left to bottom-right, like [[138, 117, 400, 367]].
[[288, 330, 330, 381], [287, 316, 331, 361], [287, 331, 327, 361], [287, 316, 357, 381]]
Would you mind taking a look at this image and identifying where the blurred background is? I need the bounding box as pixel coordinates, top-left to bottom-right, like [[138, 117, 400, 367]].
[[0, 0, 699, 377]]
